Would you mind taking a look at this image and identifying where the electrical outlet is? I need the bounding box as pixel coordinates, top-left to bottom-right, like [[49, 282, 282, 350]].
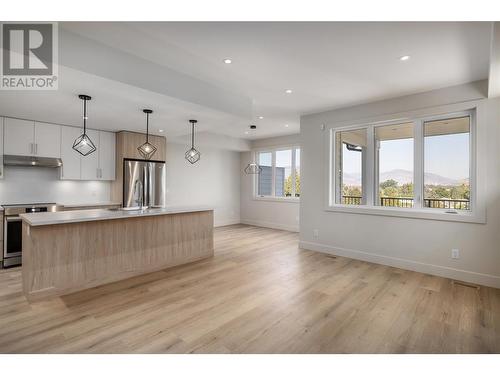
[[451, 249, 460, 259], [313, 229, 319, 238]]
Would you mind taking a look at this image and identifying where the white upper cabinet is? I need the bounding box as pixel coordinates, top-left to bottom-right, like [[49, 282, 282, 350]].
[[80, 129, 99, 180], [4, 118, 34, 156], [98, 131, 116, 180], [3, 117, 115, 181], [0, 117, 4, 179], [34, 122, 61, 158], [61, 127, 115, 181], [4, 118, 61, 158], [60, 126, 82, 180]]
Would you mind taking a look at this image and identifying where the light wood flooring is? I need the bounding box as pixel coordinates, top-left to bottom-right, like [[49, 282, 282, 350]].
[[1, 224, 499, 353]]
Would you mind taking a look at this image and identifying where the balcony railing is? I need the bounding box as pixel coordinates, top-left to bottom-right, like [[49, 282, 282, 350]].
[[342, 196, 470, 210]]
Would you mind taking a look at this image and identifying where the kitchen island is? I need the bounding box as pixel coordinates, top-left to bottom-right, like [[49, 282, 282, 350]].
[[20, 206, 214, 301]]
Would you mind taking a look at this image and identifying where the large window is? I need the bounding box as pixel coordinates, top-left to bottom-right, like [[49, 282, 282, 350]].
[[424, 116, 470, 210], [256, 147, 300, 200], [330, 111, 474, 216]]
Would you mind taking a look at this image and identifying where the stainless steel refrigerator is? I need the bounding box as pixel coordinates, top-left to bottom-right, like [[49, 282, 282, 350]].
[[123, 158, 166, 209]]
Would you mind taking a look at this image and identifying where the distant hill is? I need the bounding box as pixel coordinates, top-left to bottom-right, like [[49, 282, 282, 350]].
[[342, 169, 466, 186]]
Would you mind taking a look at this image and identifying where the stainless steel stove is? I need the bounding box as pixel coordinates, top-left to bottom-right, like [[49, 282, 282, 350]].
[[2, 203, 62, 268]]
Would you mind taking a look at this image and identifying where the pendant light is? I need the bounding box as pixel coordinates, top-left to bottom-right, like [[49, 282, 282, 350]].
[[185, 119, 201, 164], [244, 162, 262, 175], [73, 94, 97, 156], [244, 125, 262, 174], [137, 109, 157, 160]]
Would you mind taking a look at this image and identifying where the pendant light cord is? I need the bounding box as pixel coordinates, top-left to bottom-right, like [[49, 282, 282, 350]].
[[83, 98, 87, 135], [146, 112, 149, 143], [191, 122, 195, 148]]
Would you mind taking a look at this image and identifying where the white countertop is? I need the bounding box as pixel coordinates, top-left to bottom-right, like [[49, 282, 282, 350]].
[[59, 201, 121, 208], [20, 206, 214, 226]]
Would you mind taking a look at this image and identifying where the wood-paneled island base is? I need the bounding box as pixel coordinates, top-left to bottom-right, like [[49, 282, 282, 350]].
[[21, 208, 214, 301]]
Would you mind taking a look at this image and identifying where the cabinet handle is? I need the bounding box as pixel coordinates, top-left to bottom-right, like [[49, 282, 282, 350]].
[[35, 143, 38, 155], [29, 143, 33, 154]]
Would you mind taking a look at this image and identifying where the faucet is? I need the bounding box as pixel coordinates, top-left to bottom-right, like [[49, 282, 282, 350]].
[[134, 179, 144, 209]]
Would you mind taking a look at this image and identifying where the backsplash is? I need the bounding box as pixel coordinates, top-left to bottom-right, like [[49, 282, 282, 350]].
[[0, 166, 110, 205]]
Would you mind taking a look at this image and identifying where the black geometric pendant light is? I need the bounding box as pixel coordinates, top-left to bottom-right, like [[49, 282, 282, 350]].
[[137, 109, 157, 160], [244, 162, 262, 174], [185, 119, 201, 164], [244, 125, 261, 174], [73, 94, 97, 156]]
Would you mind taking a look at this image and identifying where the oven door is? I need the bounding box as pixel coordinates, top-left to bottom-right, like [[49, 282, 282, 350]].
[[4, 216, 22, 259]]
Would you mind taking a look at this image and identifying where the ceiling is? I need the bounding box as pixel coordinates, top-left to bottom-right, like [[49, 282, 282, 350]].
[[0, 22, 492, 142]]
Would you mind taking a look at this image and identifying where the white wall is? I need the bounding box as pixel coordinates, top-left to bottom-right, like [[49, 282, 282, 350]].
[[166, 142, 241, 227], [300, 80, 500, 288], [0, 166, 110, 205], [240, 134, 300, 232]]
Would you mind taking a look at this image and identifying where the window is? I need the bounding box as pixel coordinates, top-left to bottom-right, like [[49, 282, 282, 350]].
[[257, 152, 272, 196], [275, 149, 292, 197], [295, 148, 301, 197], [375, 122, 414, 208], [329, 110, 475, 219], [256, 147, 300, 200], [424, 116, 470, 210], [334, 128, 367, 205]]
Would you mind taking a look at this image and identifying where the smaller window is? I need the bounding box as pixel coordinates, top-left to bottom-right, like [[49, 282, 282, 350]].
[[255, 147, 300, 200], [275, 149, 292, 197], [257, 152, 272, 196], [334, 128, 367, 205], [295, 148, 301, 198]]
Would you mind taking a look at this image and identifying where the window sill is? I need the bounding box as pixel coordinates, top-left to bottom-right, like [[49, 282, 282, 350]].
[[324, 204, 485, 224], [253, 196, 300, 203]]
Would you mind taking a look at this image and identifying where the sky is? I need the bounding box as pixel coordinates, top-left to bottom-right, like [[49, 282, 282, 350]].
[[342, 133, 470, 181], [259, 149, 300, 170]]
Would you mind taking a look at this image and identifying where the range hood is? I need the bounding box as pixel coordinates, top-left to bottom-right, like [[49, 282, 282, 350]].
[[3, 155, 63, 168]]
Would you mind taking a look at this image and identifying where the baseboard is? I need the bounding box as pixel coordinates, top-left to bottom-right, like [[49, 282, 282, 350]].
[[214, 218, 241, 228], [241, 219, 299, 232], [299, 240, 500, 289]]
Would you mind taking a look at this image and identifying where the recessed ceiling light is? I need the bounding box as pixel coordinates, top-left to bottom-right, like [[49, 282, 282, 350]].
[[159, 129, 164, 133], [285, 89, 293, 94], [400, 55, 410, 61], [285, 124, 289, 128], [223, 58, 232, 64], [258, 116, 264, 120], [245, 131, 249, 135]]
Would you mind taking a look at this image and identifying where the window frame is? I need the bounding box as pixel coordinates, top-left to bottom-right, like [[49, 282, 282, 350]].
[[326, 107, 483, 223], [253, 144, 301, 203]]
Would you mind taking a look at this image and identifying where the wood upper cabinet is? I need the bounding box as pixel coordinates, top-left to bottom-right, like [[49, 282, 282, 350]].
[[4, 118, 61, 158], [116, 131, 166, 161], [110, 131, 166, 204]]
